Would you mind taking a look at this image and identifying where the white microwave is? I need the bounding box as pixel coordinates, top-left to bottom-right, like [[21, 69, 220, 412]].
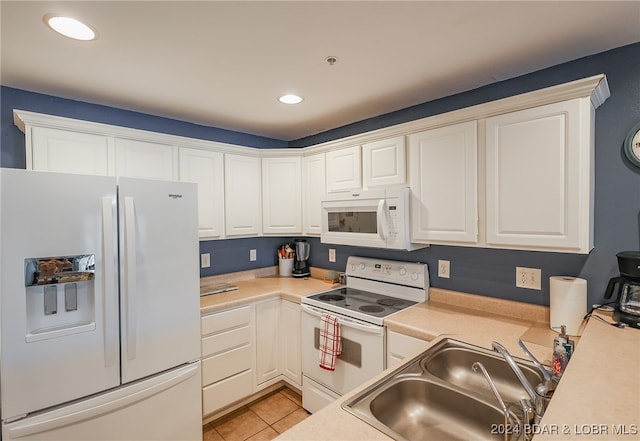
[[320, 187, 426, 250]]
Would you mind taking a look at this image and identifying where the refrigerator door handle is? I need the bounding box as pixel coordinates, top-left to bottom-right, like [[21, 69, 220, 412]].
[[101, 197, 118, 368], [124, 196, 137, 360]]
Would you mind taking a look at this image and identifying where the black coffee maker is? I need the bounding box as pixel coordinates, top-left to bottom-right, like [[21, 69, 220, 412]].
[[604, 251, 640, 328]]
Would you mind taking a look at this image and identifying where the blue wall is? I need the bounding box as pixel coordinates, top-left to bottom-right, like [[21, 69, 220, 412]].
[[0, 87, 287, 168], [2, 42, 639, 308]]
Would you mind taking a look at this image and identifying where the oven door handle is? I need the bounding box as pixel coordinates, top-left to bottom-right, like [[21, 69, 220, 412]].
[[301, 304, 384, 335]]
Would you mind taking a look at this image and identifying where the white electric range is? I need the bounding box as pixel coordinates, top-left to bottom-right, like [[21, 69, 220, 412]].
[[301, 256, 429, 413]]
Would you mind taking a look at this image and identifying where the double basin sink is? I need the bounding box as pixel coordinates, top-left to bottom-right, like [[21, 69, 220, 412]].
[[343, 338, 547, 441]]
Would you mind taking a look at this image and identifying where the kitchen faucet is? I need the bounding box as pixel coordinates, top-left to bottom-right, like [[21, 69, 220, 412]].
[[472, 361, 512, 441], [492, 341, 546, 424]]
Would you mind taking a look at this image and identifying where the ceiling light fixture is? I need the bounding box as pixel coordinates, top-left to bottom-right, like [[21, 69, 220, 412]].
[[45, 14, 97, 41], [278, 94, 303, 105]]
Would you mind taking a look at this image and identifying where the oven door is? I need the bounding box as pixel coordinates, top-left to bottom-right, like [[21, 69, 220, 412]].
[[320, 194, 389, 248], [301, 304, 384, 397]]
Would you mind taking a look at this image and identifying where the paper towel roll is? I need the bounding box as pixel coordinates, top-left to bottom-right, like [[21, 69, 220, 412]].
[[550, 276, 587, 336]]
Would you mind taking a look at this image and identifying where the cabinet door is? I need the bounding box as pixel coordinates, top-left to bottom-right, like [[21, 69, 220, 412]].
[[179, 148, 225, 239], [485, 99, 591, 252], [362, 136, 406, 189], [280, 300, 301, 386], [386, 330, 429, 369], [115, 138, 178, 180], [262, 157, 302, 235], [302, 153, 326, 235], [224, 154, 262, 237], [255, 299, 280, 386], [31, 127, 114, 176], [410, 121, 478, 244], [326, 146, 361, 192]]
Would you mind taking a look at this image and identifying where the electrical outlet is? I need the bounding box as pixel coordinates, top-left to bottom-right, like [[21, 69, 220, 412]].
[[438, 260, 450, 278], [201, 253, 210, 269], [250, 249, 257, 262], [329, 249, 336, 263], [516, 267, 541, 290]]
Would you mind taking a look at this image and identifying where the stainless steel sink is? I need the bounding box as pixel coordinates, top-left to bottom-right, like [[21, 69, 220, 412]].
[[421, 339, 544, 405], [343, 338, 547, 441]]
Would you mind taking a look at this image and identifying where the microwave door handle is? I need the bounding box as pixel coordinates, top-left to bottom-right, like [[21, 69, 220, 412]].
[[377, 199, 388, 240]]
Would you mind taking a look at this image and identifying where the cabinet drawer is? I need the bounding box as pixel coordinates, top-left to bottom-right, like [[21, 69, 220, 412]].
[[201, 305, 251, 336], [202, 369, 253, 416], [201, 325, 251, 357], [202, 344, 252, 386]]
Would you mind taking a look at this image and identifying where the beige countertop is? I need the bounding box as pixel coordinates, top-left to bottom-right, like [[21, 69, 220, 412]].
[[200, 271, 339, 315], [199, 269, 639, 441]]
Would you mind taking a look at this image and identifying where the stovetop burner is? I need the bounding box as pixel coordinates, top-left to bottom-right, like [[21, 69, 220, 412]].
[[359, 304, 385, 313], [377, 298, 404, 307], [318, 293, 346, 302]]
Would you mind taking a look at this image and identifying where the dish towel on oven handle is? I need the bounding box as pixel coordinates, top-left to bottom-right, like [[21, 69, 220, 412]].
[[319, 313, 342, 371]]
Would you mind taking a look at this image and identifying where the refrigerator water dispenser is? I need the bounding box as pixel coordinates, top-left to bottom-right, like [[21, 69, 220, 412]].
[[25, 255, 97, 342]]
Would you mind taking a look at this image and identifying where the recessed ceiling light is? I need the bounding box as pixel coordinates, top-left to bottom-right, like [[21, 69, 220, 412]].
[[45, 14, 97, 41], [279, 94, 303, 105]]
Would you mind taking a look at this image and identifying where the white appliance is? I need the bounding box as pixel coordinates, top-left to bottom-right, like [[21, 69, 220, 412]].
[[301, 256, 428, 413], [320, 187, 426, 250], [0, 168, 202, 441]]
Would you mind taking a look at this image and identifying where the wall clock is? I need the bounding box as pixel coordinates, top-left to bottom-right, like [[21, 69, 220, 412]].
[[624, 121, 640, 168]]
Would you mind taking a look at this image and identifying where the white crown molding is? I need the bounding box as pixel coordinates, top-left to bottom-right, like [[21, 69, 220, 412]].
[[14, 74, 609, 158], [302, 74, 609, 154]]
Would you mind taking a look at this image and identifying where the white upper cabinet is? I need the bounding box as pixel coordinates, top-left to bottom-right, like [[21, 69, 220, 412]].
[[224, 154, 262, 237], [326, 146, 361, 192], [410, 121, 478, 244], [30, 127, 114, 176], [262, 156, 302, 235], [485, 98, 594, 253], [115, 138, 178, 180], [362, 136, 406, 189], [179, 148, 225, 240], [302, 153, 326, 236]]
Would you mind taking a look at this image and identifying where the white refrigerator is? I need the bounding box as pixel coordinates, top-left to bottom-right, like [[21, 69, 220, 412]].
[[0, 168, 202, 440]]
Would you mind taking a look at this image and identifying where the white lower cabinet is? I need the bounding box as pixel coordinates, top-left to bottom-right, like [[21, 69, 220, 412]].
[[386, 329, 430, 369], [255, 299, 281, 385], [201, 305, 255, 417], [280, 300, 302, 386], [255, 299, 302, 389], [200, 299, 302, 418]]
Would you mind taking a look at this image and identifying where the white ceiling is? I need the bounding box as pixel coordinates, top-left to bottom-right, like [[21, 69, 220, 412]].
[[2, 1, 639, 141]]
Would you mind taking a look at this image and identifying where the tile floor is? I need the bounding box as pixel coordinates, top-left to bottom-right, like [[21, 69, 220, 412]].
[[203, 387, 309, 441]]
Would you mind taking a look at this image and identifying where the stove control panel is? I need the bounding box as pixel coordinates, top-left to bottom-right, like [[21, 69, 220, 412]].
[[346, 256, 429, 289]]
